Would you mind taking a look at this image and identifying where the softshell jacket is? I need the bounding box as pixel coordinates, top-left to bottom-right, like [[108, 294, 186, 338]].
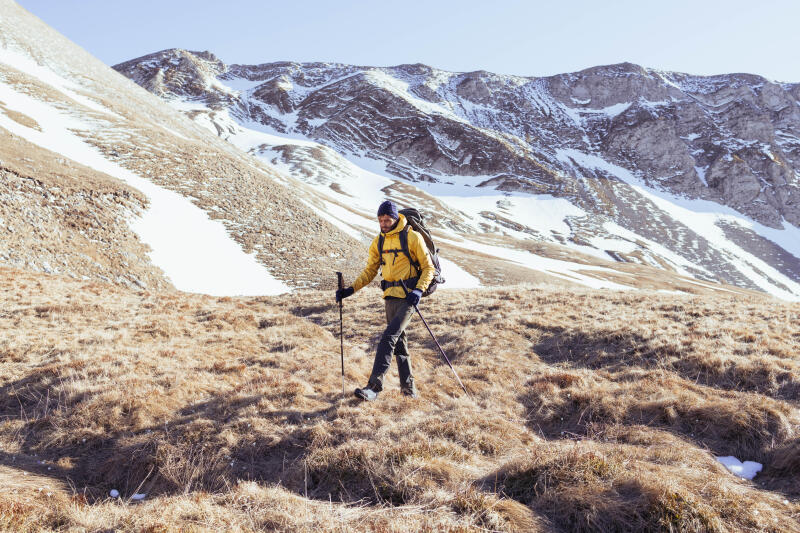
[[352, 214, 436, 299]]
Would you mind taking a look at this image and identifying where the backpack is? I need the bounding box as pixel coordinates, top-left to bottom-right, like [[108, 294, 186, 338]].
[[378, 207, 445, 297]]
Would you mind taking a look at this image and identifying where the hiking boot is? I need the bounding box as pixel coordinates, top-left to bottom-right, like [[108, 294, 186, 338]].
[[401, 386, 418, 398], [354, 386, 379, 401]]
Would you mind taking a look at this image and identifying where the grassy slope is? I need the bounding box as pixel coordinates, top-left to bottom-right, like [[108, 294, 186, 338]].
[[1, 265, 799, 532]]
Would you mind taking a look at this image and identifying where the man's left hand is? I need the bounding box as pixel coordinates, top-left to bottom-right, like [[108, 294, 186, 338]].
[[406, 289, 422, 307]]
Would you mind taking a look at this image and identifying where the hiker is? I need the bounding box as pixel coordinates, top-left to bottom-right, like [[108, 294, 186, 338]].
[[335, 200, 435, 401]]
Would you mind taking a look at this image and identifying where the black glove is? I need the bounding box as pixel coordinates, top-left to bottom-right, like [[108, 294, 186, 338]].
[[406, 289, 422, 307], [336, 286, 354, 303]]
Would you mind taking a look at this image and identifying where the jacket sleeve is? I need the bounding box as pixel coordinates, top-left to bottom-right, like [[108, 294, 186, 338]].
[[409, 231, 436, 292], [352, 236, 381, 292]]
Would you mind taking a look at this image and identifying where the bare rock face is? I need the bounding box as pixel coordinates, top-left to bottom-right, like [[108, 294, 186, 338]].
[[115, 49, 227, 100], [115, 50, 800, 291]]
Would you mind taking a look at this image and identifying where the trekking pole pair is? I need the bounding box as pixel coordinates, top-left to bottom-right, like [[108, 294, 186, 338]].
[[334, 273, 468, 397]]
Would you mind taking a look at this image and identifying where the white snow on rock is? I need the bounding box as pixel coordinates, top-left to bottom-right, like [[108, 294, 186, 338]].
[[131, 493, 147, 501], [716, 456, 763, 480], [318, 201, 376, 240], [438, 235, 633, 291], [0, 65, 289, 296], [557, 148, 800, 301]]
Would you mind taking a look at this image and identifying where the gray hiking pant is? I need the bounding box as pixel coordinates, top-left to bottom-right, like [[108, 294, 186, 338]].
[[368, 297, 416, 391]]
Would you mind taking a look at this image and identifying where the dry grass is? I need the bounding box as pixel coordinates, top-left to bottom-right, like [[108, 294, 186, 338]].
[[1, 265, 799, 531]]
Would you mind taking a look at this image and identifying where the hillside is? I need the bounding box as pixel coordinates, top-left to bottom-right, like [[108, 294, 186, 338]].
[[0, 0, 367, 293], [1, 264, 799, 531], [115, 49, 800, 300], [0, 0, 738, 299], [1, 0, 778, 301]]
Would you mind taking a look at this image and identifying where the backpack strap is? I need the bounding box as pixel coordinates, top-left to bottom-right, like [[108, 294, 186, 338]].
[[399, 226, 421, 275], [378, 233, 385, 266]]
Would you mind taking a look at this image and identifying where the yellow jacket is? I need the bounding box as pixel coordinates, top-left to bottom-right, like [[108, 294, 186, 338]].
[[352, 214, 436, 299]]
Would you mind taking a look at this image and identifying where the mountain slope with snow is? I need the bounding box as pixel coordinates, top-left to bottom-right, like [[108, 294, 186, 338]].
[[115, 49, 800, 300], [0, 0, 369, 294], [1, 0, 741, 300]]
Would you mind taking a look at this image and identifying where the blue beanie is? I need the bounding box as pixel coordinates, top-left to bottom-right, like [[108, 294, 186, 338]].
[[377, 200, 399, 219]]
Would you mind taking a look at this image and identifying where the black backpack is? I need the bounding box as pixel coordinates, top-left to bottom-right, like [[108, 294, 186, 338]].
[[378, 208, 445, 297]]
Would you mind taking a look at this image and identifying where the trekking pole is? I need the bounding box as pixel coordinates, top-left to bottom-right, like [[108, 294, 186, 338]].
[[400, 280, 468, 396], [336, 272, 345, 396]]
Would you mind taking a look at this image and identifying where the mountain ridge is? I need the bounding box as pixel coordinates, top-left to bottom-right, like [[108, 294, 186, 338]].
[[117, 48, 800, 85], [115, 48, 800, 300]]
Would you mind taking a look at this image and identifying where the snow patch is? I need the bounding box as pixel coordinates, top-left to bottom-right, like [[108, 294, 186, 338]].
[[305, 117, 327, 128], [438, 236, 633, 291], [694, 165, 708, 186], [0, 45, 120, 117], [716, 456, 763, 480], [590, 102, 632, 117], [436, 193, 584, 237], [563, 101, 631, 124]]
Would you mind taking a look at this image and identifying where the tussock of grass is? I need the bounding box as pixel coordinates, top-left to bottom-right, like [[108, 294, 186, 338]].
[[498, 425, 800, 531], [523, 368, 795, 460], [495, 438, 779, 532], [1, 267, 799, 531]]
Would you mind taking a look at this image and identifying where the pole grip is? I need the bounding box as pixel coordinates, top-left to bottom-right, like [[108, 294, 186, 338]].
[[399, 279, 409, 296], [336, 271, 344, 290]]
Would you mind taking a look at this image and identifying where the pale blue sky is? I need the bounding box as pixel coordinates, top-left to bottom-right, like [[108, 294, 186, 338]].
[[16, 0, 800, 81]]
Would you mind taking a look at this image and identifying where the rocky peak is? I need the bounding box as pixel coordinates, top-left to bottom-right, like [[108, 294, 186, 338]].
[[114, 48, 227, 99]]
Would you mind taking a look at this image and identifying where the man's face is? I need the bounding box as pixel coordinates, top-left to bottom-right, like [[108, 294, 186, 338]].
[[378, 214, 396, 233]]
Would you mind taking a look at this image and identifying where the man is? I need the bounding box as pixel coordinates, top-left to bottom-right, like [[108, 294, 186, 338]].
[[336, 200, 435, 401]]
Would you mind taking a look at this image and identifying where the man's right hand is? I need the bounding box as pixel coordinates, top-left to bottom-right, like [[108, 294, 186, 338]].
[[336, 287, 354, 303]]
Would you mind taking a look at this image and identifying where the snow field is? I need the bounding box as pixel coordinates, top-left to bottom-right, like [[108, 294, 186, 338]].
[[437, 257, 481, 289]]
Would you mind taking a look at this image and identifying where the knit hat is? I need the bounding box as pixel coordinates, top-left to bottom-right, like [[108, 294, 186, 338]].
[[377, 200, 399, 220]]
